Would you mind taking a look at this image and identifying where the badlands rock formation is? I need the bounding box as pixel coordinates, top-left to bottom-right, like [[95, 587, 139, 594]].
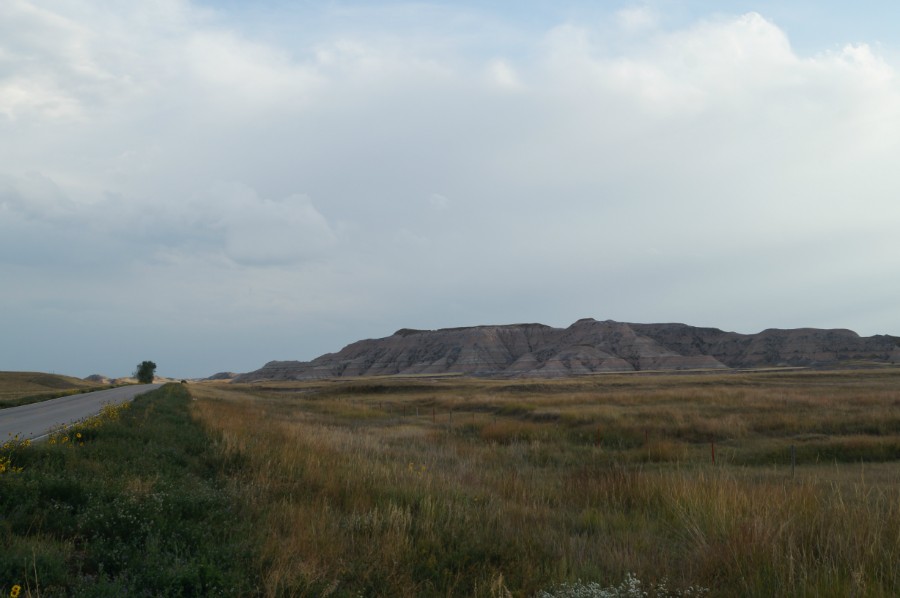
[[234, 319, 900, 382]]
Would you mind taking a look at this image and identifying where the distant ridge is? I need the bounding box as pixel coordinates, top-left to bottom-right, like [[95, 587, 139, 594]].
[[233, 319, 900, 382], [205, 372, 238, 381]]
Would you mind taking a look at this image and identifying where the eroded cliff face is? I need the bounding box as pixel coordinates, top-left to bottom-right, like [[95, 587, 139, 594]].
[[233, 319, 900, 382]]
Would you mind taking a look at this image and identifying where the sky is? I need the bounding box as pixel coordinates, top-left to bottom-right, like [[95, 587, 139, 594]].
[[2, 1, 900, 379]]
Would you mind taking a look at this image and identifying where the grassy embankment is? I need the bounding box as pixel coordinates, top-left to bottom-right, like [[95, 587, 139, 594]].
[[0, 372, 107, 409], [0, 384, 259, 596], [189, 369, 900, 597]]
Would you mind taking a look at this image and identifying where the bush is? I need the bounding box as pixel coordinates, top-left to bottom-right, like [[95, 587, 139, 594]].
[[134, 360, 157, 384]]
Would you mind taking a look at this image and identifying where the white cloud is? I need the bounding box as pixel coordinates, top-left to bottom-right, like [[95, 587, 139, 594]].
[[485, 58, 521, 89], [207, 184, 337, 265], [428, 193, 450, 210], [616, 6, 659, 33], [184, 30, 321, 112], [0, 0, 192, 122], [0, 172, 73, 219]]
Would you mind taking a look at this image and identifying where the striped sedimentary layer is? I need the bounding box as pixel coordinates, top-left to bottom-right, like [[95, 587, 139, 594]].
[[234, 319, 900, 381]]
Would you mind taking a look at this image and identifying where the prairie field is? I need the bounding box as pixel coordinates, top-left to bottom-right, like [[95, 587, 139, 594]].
[[188, 368, 900, 597]]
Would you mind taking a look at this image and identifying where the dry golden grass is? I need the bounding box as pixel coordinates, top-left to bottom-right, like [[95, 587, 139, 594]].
[[0, 371, 102, 405], [189, 369, 900, 597]]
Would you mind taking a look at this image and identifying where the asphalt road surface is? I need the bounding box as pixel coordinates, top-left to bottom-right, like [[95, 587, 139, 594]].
[[0, 384, 163, 441]]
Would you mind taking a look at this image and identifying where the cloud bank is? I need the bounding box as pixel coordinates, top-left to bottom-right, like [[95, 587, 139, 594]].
[[2, 1, 899, 377]]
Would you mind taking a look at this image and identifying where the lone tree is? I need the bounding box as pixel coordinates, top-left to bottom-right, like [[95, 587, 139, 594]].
[[134, 360, 157, 384]]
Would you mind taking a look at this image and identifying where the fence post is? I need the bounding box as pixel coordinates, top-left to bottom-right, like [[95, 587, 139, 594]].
[[791, 445, 796, 478], [711, 440, 716, 465]]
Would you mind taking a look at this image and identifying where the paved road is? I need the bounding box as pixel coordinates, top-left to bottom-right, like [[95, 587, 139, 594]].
[[0, 384, 163, 441]]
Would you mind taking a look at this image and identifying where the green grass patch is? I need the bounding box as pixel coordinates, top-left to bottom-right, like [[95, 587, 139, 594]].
[[0, 384, 259, 596], [734, 436, 900, 466]]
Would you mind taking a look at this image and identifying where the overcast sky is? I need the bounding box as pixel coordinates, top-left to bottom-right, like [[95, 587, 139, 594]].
[[3, 1, 900, 378]]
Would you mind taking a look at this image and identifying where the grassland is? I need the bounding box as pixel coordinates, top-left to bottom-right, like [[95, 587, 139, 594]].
[[189, 368, 900, 597], [4, 369, 899, 596], [0, 372, 105, 409]]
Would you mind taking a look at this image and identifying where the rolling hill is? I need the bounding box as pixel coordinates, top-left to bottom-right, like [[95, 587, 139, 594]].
[[0, 371, 104, 405]]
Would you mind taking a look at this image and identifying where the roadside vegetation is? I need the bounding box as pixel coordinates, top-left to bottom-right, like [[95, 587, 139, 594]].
[[0, 384, 258, 596], [190, 369, 900, 597], [0, 372, 106, 409]]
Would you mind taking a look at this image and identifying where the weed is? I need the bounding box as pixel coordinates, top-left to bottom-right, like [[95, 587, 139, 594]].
[[0, 436, 29, 475]]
